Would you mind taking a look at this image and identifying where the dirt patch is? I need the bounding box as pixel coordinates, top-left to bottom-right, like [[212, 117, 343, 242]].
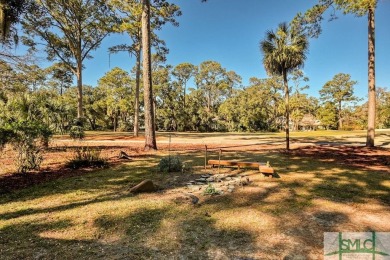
[[1, 137, 389, 193], [290, 145, 390, 174]]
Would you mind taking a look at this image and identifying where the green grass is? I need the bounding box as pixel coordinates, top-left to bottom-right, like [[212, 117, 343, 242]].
[[0, 151, 389, 259]]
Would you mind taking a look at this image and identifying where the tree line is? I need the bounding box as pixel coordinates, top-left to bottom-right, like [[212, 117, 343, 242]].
[[1, 59, 389, 134], [0, 0, 387, 153]]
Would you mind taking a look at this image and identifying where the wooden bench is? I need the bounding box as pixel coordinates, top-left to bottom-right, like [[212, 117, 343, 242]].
[[208, 160, 274, 175]]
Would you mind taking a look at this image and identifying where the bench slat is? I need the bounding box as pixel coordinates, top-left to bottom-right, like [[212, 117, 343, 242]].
[[208, 159, 274, 174]]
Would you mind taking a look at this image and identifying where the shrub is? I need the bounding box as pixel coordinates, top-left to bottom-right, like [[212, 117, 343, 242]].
[[15, 141, 43, 173], [0, 120, 52, 173], [66, 147, 107, 169], [69, 118, 85, 140], [158, 156, 183, 173], [69, 125, 85, 140]]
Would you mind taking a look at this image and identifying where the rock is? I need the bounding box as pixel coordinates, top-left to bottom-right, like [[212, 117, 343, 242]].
[[206, 177, 215, 182], [228, 188, 234, 193], [225, 177, 232, 181], [228, 185, 235, 190], [196, 178, 207, 183], [174, 193, 199, 205], [129, 179, 158, 193], [187, 194, 199, 204]]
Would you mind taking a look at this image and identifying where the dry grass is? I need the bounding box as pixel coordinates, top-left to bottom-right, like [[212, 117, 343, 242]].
[[1, 144, 389, 259]]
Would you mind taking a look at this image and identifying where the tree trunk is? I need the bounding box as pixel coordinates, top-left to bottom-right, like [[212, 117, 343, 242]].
[[338, 101, 342, 130], [283, 70, 290, 150], [366, 7, 376, 147], [183, 80, 187, 109], [134, 51, 141, 137], [141, 0, 157, 150], [76, 61, 83, 118]]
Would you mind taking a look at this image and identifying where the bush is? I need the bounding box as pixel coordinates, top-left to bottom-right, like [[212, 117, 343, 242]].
[[158, 156, 183, 173], [69, 118, 85, 140], [15, 141, 43, 173], [0, 120, 51, 173], [69, 125, 85, 140], [203, 183, 220, 195], [66, 147, 107, 169]]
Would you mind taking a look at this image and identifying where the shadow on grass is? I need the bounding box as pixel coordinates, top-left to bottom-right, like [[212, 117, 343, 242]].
[[0, 146, 389, 258], [0, 205, 257, 259]]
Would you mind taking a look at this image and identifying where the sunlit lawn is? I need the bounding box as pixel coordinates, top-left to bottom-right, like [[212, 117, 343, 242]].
[[1, 149, 389, 259]]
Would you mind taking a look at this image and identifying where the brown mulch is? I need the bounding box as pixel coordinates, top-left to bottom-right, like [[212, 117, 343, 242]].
[[289, 145, 390, 174], [1, 143, 389, 194]]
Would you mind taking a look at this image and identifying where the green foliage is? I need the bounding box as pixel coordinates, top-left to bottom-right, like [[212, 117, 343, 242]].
[[0, 120, 52, 173], [69, 126, 85, 140], [317, 102, 338, 130], [0, 0, 30, 44], [69, 119, 85, 140], [0, 70, 53, 173], [66, 147, 107, 169], [14, 138, 43, 174], [203, 183, 220, 195], [319, 73, 358, 129], [22, 0, 119, 117], [291, 0, 376, 38], [219, 77, 283, 132], [158, 156, 183, 173], [96, 67, 134, 132], [376, 87, 390, 129], [260, 22, 309, 79]]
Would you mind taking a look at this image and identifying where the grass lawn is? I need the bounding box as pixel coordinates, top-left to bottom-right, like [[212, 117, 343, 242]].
[[1, 144, 389, 259]]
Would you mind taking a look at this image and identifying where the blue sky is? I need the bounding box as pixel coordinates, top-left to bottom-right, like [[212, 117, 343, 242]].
[[75, 1, 389, 100]]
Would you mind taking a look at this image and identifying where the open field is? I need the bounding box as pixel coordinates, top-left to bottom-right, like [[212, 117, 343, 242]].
[[0, 130, 389, 259]]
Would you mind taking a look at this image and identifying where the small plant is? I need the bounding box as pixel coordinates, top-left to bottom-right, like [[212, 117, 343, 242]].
[[15, 141, 43, 173], [203, 183, 220, 195], [69, 118, 85, 140], [66, 147, 107, 169], [158, 156, 182, 173]]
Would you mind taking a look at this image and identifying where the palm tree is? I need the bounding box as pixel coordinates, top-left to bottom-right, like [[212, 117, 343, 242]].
[[260, 22, 309, 150]]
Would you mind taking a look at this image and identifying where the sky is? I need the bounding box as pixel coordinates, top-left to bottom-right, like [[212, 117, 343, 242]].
[[39, 0, 390, 100]]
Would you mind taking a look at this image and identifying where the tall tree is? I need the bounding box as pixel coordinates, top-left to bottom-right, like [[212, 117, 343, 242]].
[[224, 70, 242, 98], [195, 61, 228, 112], [22, 0, 118, 119], [292, 0, 377, 146], [97, 67, 134, 132], [109, 0, 180, 137], [260, 22, 309, 150], [319, 73, 358, 130], [141, 0, 157, 150], [172, 62, 197, 110]]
